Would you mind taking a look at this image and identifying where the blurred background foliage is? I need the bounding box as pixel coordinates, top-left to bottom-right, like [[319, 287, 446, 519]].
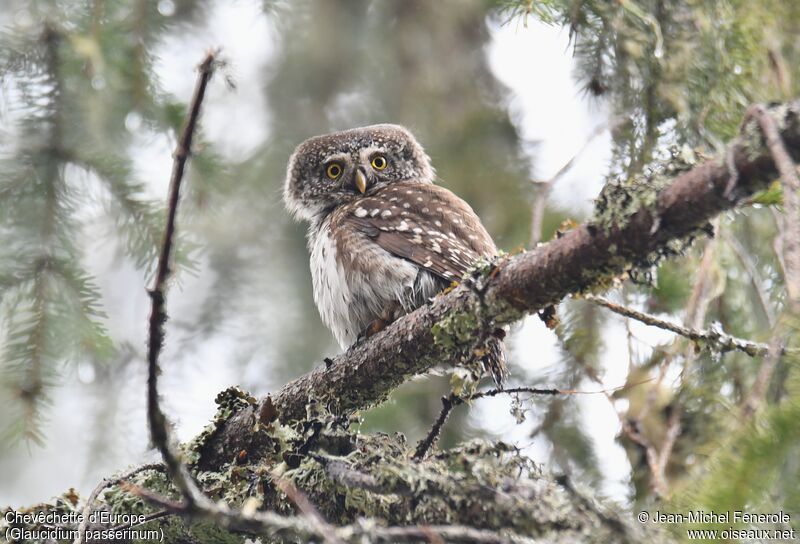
[[1, 0, 799, 534]]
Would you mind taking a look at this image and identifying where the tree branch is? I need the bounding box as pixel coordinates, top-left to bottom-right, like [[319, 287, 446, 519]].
[[745, 104, 800, 311], [146, 50, 218, 510], [126, 481, 540, 543], [198, 101, 800, 469], [585, 294, 790, 357]]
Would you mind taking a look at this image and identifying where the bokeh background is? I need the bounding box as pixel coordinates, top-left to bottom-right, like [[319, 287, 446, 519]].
[[2, 0, 799, 526]]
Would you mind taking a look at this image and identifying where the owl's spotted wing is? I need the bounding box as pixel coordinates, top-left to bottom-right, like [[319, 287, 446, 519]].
[[334, 182, 497, 282]]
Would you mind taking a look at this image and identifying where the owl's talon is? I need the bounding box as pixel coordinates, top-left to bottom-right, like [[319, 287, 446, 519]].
[[357, 318, 390, 343]]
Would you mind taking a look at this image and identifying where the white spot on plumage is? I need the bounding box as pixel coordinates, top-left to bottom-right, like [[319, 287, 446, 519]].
[[413, 227, 422, 234], [370, 209, 380, 217], [435, 220, 442, 227], [381, 209, 392, 218], [354, 207, 368, 218], [403, 202, 411, 209], [397, 220, 409, 232]]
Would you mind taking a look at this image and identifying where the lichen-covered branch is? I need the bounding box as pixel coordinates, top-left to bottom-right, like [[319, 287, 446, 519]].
[[96, 402, 651, 543], [198, 101, 800, 470]]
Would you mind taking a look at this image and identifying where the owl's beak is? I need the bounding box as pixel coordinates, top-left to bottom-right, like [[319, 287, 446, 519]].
[[354, 168, 368, 194]]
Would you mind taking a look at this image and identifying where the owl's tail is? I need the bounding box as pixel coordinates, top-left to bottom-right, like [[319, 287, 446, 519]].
[[481, 334, 508, 387]]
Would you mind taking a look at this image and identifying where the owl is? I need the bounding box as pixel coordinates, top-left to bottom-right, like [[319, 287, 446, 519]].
[[284, 124, 506, 385]]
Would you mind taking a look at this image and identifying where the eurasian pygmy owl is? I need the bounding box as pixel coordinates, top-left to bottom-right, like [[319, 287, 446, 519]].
[[284, 124, 506, 384]]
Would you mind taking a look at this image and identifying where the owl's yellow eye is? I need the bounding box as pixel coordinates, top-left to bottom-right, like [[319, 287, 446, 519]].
[[371, 155, 388, 170], [326, 163, 343, 179]]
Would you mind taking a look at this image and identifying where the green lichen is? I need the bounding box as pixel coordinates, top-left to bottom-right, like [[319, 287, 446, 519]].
[[589, 144, 714, 288], [431, 310, 480, 350], [593, 144, 701, 236], [185, 386, 257, 466], [15, 393, 643, 543]]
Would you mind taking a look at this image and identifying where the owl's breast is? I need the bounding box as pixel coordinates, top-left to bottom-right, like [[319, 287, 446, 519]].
[[308, 217, 436, 348]]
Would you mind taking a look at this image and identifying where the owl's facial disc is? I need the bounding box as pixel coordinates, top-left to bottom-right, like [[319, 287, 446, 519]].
[[284, 124, 435, 223]]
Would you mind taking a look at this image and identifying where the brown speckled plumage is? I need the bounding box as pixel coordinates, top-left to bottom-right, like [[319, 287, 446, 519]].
[[284, 124, 507, 384]]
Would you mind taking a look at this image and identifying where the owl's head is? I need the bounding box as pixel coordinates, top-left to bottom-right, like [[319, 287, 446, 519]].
[[284, 124, 434, 223]]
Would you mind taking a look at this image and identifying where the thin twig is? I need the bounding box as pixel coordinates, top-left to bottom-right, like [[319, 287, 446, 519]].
[[741, 337, 785, 419], [735, 106, 800, 418], [556, 474, 635, 541], [146, 51, 219, 509], [413, 383, 649, 461], [722, 230, 776, 328], [73, 463, 164, 544], [767, 47, 791, 100], [652, 408, 681, 498], [585, 294, 786, 358], [530, 122, 612, 245], [122, 482, 314, 537], [413, 394, 458, 461]]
